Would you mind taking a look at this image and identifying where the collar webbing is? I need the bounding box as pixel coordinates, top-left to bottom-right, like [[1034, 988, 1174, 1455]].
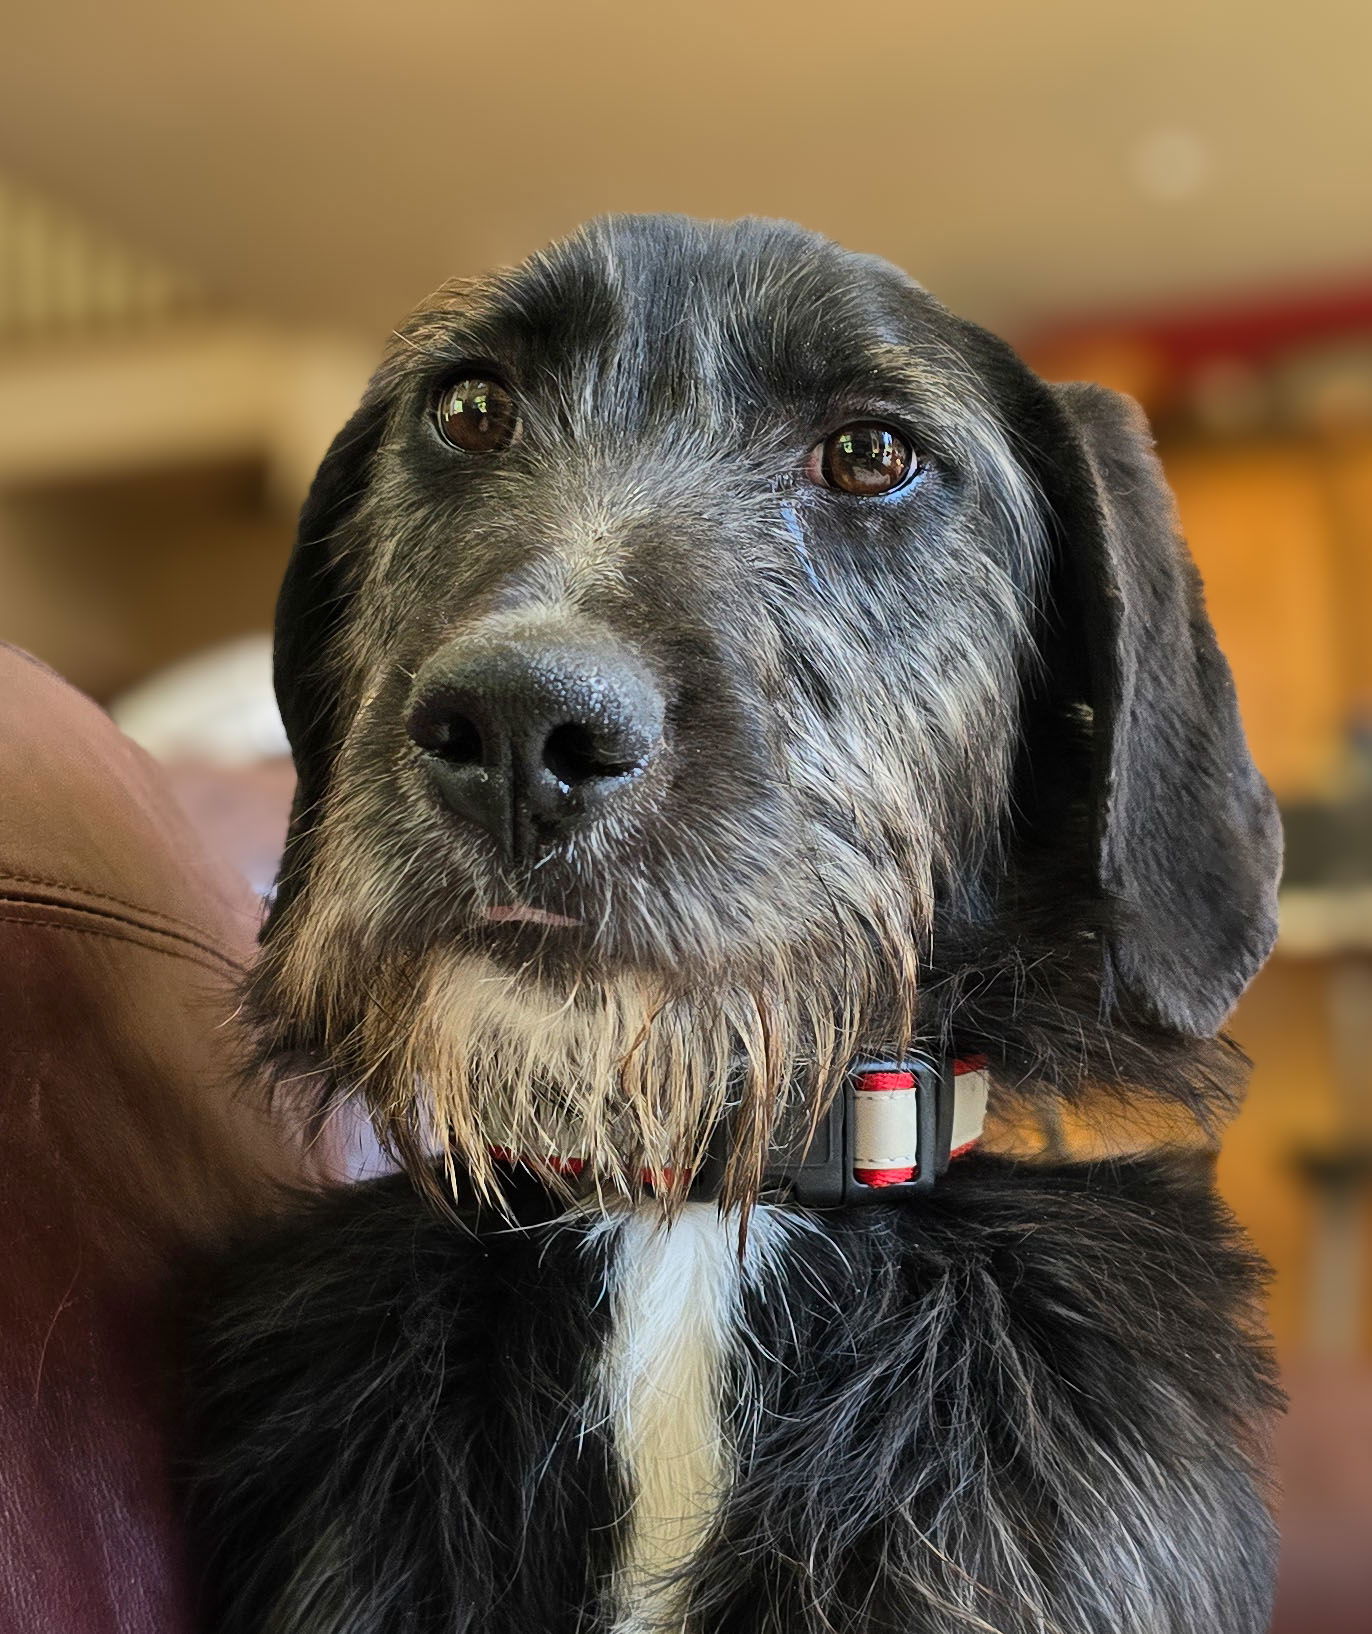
[[488, 1053, 988, 1208]]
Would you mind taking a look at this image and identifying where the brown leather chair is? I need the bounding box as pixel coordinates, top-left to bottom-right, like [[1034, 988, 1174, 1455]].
[[0, 644, 313, 1634]]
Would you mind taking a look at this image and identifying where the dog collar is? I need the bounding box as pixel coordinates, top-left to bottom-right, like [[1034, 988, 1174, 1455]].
[[488, 1053, 988, 1208], [742, 1053, 989, 1206]]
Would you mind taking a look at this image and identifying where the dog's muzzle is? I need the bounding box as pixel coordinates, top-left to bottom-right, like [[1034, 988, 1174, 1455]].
[[406, 625, 665, 868]]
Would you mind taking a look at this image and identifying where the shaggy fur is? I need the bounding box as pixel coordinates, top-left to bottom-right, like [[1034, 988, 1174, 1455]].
[[188, 214, 1285, 1633], [248, 214, 1278, 1208], [187, 1159, 1278, 1634]]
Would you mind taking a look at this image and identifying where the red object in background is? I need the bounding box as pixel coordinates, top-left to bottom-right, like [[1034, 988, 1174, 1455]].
[[1029, 273, 1372, 375], [1023, 272, 1372, 420]]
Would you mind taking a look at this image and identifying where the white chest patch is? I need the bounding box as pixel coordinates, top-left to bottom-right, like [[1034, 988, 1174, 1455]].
[[592, 1202, 791, 1634]]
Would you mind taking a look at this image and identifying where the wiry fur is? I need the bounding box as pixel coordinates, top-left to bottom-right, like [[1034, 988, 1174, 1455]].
[[187, 1174, 624, 1634], [253, 217, 1038, 1209], [589, 1204, 798, 1633], [186, 1159, 1279, 1634], [190, 214, 1285, 1633], [247, 214, 1277, 1211], [692, 1157, 1280, 1634]]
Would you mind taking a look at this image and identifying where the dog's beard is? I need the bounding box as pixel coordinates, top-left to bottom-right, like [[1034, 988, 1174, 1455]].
[[258, 832, 928, 1217], [255, 693, 971, 1215], [340, 911, 919, 1216]]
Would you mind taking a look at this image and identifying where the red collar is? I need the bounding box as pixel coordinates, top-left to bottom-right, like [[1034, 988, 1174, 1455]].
[[489, 1054, 989, 1206]]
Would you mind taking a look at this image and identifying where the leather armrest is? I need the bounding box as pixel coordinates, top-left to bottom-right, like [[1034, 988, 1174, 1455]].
[[0, 644, 311, 1634]]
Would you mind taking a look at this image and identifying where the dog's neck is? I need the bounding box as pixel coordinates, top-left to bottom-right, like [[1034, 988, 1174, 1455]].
[[486, 1053, 991, 1207]]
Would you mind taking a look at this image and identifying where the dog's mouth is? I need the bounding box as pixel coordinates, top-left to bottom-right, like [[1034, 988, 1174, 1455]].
[[481, 904, 582, 928]]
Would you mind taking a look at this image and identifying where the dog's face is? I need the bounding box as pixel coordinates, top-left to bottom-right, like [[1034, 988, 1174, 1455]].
[[255, 215, 1281, 1204]]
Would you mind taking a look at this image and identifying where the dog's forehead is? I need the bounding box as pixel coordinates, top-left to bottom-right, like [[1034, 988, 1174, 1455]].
[[524, 214, 919, 341], [407, 214, 977, 404]]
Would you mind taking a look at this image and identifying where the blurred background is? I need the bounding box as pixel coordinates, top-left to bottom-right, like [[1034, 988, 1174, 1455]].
[[1, 2, 1369, 1626]]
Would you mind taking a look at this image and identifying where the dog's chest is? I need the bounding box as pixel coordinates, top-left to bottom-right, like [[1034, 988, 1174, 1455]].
[[193, 1165, 1275, 1634], [593, 1203, 791, 1634]]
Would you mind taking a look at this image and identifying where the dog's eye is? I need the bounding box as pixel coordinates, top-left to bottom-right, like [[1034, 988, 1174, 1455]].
[[434, 377, 520, 453], [808, 424, 915, 495]]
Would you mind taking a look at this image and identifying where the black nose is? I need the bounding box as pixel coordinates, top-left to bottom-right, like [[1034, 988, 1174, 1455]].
[[406, 629, 664, 864]]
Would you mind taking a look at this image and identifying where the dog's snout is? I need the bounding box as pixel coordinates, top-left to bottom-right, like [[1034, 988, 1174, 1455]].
[[406, 630, 664, 862]]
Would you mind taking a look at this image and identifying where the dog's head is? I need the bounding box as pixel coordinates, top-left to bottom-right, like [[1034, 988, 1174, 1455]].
[[253, 214, 1280, 1204]]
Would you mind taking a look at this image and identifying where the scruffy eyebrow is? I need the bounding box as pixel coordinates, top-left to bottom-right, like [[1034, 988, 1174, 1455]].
[[387, 253, 1006, 483]]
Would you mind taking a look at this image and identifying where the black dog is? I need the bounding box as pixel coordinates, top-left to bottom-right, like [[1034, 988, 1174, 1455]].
[[188, 214, 1284, 1634]]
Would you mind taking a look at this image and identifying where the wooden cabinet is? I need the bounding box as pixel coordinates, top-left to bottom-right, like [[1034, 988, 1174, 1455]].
[[1162, 433, 1372, 1359], [1164, 440, 1353, 800]]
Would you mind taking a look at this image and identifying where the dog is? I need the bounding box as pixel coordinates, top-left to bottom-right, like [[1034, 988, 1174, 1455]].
[[187, 213, 1284, 1634]]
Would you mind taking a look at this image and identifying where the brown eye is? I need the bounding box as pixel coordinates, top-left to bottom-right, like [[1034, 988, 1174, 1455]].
[[434, 377, 520, 452], [809, 423, 915, 495]]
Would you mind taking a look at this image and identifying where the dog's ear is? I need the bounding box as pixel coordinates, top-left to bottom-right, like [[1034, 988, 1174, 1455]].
[[1035, 382, 1281, 1035], [267, 393, 391, 928]]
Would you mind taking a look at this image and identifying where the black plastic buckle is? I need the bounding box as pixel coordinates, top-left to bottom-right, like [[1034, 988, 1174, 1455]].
[[694, 1055, 955, 1208]]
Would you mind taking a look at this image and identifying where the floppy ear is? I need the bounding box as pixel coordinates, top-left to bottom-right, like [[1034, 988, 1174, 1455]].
[[266, 393, 391, 931], [1039, 382, 1282, 1036]]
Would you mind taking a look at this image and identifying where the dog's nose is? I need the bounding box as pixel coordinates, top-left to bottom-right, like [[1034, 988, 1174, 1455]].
[[406, 630, 664, 863]]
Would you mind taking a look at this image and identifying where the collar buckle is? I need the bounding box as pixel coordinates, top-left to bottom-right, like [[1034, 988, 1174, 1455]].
[[696, 1054, 988, 1207]]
